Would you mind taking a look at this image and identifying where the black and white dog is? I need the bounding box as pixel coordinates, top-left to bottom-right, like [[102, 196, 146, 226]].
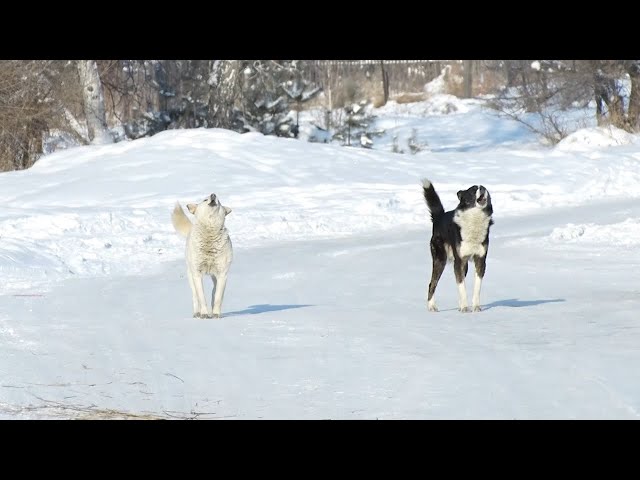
[[421, 179, 493, 312]]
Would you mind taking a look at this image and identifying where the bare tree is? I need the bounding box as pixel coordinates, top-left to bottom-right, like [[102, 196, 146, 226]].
[[489, 59, 640, 144], [0, 61, 56, 171], [570, 60, 640, 132], [77, 60, 113, 144]]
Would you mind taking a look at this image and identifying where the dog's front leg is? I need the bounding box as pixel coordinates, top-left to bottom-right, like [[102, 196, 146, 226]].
[[472, 255, 487, 312], [187, 268, 201, 317], [193, 271, 211, 318], [211, 270, 228, 318], [454, 258, 469, 312]]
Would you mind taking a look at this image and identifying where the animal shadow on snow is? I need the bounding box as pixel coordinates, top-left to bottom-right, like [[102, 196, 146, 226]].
[[482, 298, 565, 310], [224, 304, 313, 317]]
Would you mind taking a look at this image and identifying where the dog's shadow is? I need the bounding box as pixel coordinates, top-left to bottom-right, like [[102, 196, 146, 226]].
[[482, 298, 565, 310], [224, 304, 313, 317]]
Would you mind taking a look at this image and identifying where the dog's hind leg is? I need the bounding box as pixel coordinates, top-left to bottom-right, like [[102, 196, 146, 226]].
[[211, 270, 228, 318], [472, 255, 487, 312], [427, 245, 446, 312], [454, 258, 470, 312]]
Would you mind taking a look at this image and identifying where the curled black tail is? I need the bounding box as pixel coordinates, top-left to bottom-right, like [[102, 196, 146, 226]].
[[421, 178, 445, 222]]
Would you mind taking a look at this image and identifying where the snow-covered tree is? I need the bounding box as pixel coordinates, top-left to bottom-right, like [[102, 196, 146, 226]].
[[333, 101, 377, 147], [236, 61, 321, 137], [207, 60, 242, 129]]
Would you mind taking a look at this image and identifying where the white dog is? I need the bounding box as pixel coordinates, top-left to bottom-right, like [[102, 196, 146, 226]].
[[171, 193, 233, 318]]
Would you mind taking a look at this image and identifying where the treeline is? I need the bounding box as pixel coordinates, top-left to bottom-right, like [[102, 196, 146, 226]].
[[1, 60, 638, 171]]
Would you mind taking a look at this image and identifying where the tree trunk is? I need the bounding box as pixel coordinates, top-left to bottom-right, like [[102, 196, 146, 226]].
[[591, 60, 606, 126], [77, 60, 112, 144], [207, 60, 241, 129], [327, 65, 332, 111], [324, 64, 334, 130], [504, 60, 513, 87], [463, 60, 473, 98], [625, 61, 640, 131], [595, 89, 606, 126], [380, 61, 389, 105]]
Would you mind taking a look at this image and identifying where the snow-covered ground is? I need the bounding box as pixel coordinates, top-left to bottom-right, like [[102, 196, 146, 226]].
[[2, 95, 640, 419]]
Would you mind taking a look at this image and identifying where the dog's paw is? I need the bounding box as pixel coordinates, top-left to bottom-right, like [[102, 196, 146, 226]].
[[212, 313, 220, 319], [193, 313, 201, 318], [472, 305, 482, 312], [459, 306, 470, 313], [427, 298, 438, 312]]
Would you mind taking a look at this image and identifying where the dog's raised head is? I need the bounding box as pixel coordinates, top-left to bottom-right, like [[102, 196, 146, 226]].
[[456, 185, 492, 214], [187, 193, 232, 227]]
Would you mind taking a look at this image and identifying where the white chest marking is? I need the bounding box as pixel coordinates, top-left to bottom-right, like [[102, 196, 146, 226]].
[[454, 208, 490, 259]]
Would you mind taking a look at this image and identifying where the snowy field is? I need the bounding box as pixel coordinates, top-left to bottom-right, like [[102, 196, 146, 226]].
[[1, 94, 640, 419]]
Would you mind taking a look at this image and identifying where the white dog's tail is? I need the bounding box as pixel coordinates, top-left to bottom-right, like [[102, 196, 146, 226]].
[[171, 202, 192, 237]]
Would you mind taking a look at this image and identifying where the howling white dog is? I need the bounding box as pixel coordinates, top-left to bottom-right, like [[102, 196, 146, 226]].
[[171, 193, 233, 318]]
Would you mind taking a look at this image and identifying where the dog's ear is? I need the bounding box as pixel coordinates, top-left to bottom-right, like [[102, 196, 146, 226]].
[[187, 203, 197, 214], [457, 190, 464, 201], [223, 206, 232, 216]]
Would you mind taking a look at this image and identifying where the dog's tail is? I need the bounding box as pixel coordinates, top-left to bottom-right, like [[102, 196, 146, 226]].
[[421, 178, 445, 222], [171, 202, 192, 237]]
